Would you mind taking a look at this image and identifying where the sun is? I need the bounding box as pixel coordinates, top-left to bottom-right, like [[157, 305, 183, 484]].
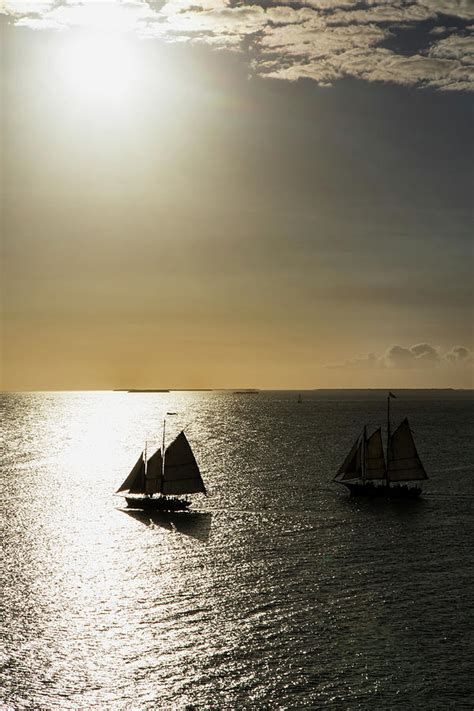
[[58, 31, 140, 107]]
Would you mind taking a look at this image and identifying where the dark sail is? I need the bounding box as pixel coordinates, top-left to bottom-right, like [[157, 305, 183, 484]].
[[388, 418, 428, 482], [334, 436, 362, 481], [162, 431, 206, 495], [116, 453, 145, 493], [145, 448, 163, 495], [365, 428, 386, 480]]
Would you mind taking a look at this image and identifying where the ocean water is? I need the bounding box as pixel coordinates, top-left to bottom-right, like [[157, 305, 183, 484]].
[[1, 390, 473, 710]]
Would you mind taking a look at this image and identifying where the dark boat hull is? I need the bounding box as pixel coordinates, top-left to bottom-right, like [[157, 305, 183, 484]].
[[125, 496, 191, 511], [342, 482, 422, 499]]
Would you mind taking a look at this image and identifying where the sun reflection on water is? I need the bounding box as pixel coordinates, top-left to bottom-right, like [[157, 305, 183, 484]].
[[2, 392, 473, 708]]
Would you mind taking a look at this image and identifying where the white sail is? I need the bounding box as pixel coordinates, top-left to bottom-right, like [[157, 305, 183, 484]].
[[334, 436, 362, 481], [145, 448, 163, 495], [116, 453, 145, 493], [163, 431, 206, 495], [388, 418, 428, 482], [365, 428, 386, 480]]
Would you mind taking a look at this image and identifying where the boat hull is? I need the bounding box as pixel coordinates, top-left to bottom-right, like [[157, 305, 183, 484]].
[[342, 482, 422, 499], [125, 496, 191, 511]]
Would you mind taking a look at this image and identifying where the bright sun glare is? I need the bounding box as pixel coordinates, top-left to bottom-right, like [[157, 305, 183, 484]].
[[59, 32, 139, 106]]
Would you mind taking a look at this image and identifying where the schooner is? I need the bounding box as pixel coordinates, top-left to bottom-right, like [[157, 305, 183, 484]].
[[116, 419, 206, 511], [334, 393, 428, 499]]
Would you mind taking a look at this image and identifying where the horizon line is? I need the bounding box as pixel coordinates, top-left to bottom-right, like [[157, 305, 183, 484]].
[[1, 387, 473, 394]]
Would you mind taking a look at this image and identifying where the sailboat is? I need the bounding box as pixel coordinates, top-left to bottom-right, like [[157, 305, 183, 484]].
[[116, 421, 206, 511], [333, 393, 428, 499]]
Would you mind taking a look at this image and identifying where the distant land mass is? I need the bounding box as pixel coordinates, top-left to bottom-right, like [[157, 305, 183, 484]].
[[305, 389, 473, 400], [109, 388, 472, 399], [113, 389, 214, 393], [114, 389, 170, 393]]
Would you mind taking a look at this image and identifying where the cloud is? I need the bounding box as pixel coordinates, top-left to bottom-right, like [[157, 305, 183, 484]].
[[2, 0, 159, 32], [429, 34, 474, 64], [327, 3, 435, 27], [421, 0, 474, 22], [1, 0, 474, 91], [327, 343, 474, 369], [326, 352, 381, 369], [385, 342, 441, 368], [445, 345, 474, 363], [1, 1, 56, 13]]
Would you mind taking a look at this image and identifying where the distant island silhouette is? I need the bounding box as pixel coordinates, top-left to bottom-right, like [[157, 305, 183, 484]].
[[109, 388, 471, 399], [114, 389, 170, 393]]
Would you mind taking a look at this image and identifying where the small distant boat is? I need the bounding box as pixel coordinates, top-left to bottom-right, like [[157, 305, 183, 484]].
[[116, 419, 206, 511], [333, 393, 428, 499], [233, 389, 259, 395]]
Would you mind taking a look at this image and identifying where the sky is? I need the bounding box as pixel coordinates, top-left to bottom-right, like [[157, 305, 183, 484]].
[[1, 0, 473, 390]]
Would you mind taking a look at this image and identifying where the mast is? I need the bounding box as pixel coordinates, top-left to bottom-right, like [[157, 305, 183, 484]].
[[362, 425, 367, 482], [386, 392, 397, 487], [161, 418, 166, 495], [386, 393, 391, 486], [160, 412, 177, 496], [386, 394, 390, 474]]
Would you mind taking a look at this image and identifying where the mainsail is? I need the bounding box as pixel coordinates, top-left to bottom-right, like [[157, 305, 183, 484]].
[[145, 448, 163, 495], [365, 428, 386, 480], [162, 431, 207, 495], [116, 453, 145, 493], [388, 418, 428, 482], [334, 436, 362, 481]]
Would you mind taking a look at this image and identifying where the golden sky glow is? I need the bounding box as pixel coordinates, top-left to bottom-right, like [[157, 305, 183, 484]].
[[1, 2, 473, 390]]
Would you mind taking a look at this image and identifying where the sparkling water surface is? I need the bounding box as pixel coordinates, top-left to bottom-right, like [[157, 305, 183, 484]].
[[1, 391, 473, 710]]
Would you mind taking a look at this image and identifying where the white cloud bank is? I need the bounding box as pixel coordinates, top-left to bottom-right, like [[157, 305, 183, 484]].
[[1, 0, 474, 90], [327, 343, 474, 369]]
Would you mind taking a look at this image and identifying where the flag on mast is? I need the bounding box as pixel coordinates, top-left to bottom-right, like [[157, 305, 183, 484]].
[[389, 392, 397, 398]]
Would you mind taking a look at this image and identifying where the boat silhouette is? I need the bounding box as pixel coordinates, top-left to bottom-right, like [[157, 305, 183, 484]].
[[116, 416, 206, 511], [334, 393, 428, 499]]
